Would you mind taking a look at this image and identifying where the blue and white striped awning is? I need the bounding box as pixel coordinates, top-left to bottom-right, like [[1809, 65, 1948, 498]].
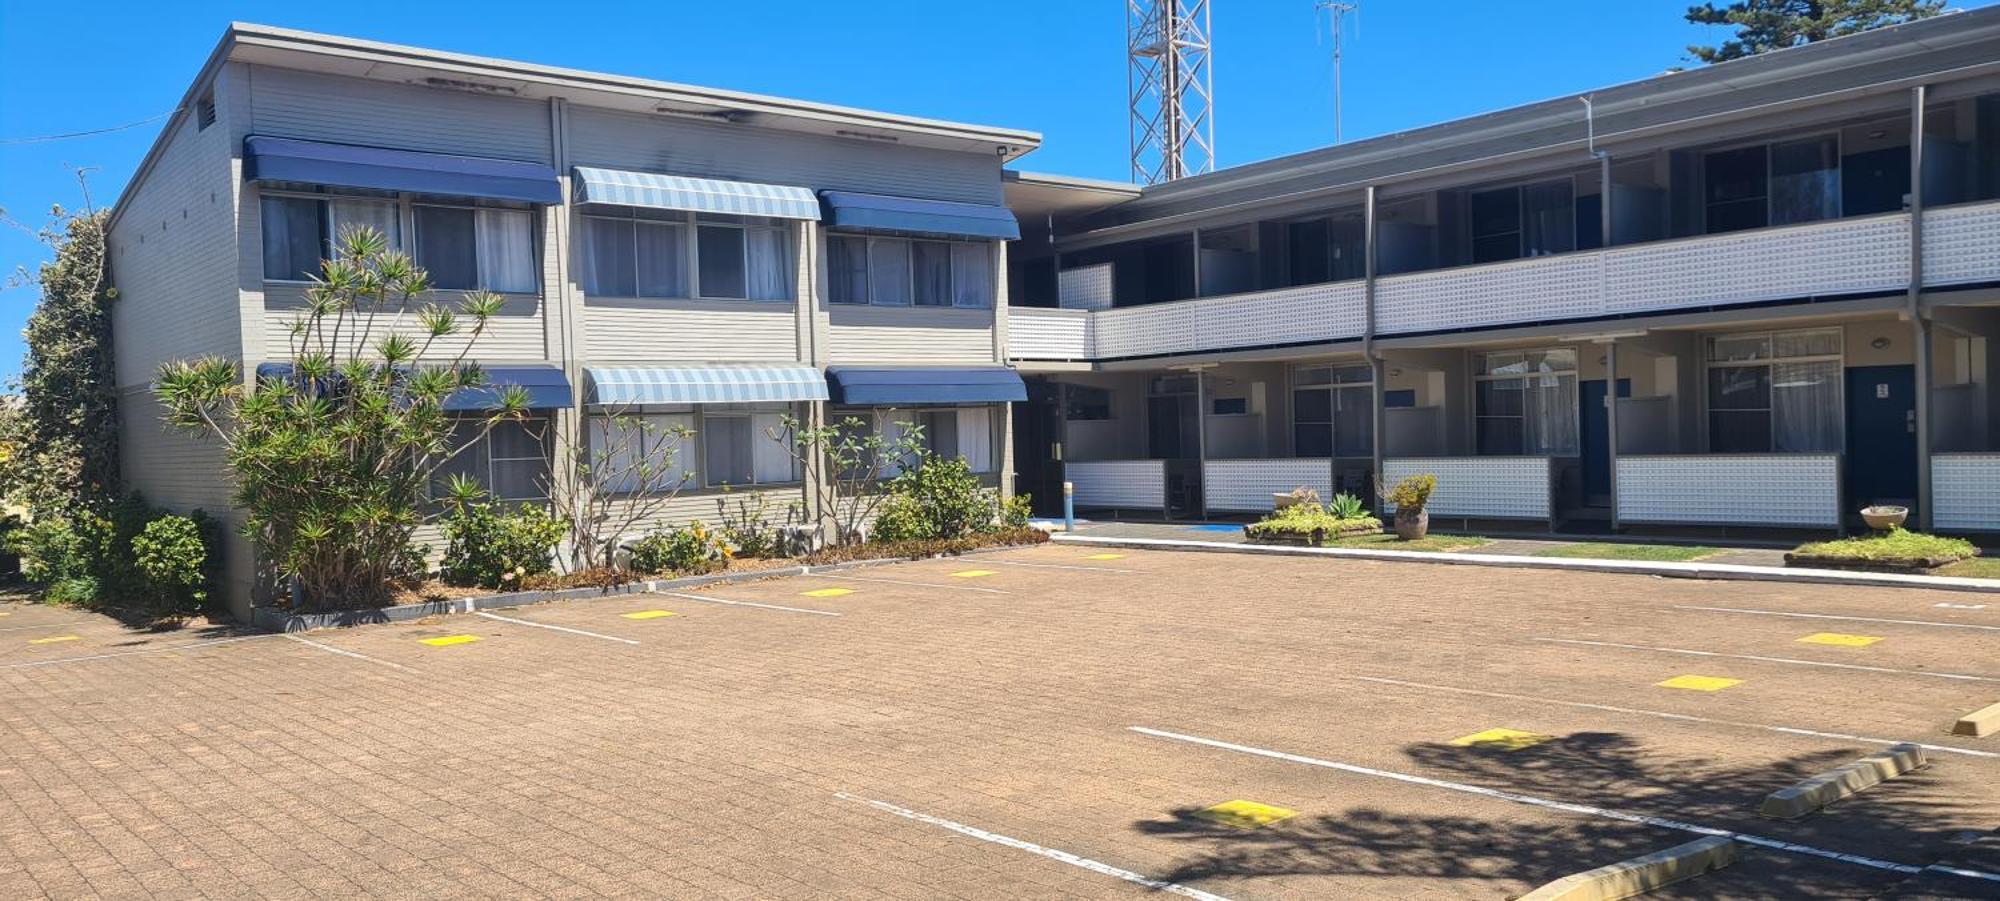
[[585, 365, 829, 406], [572, 167, 820, 221]]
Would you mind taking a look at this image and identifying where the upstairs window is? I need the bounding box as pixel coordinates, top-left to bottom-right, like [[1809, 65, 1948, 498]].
[[582, 212, 790, 301], [827, 234, 993, 309], [415, 203, 536, 293], [1469, 178, 1575, 264], [260, 194, 400, 282], [1703, 136, 1839, 235]]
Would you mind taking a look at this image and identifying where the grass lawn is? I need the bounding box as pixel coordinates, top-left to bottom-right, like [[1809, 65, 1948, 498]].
[[1326, 532, 1489, 553], [1532, 542, 1722, 562], [1937, 557, 2000, 580], [1791, 529, 1977, 566]]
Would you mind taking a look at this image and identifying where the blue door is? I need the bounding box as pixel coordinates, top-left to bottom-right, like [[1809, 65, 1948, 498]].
[[1844, 365, 1917, 508], [1579, 378, 1631, 503]]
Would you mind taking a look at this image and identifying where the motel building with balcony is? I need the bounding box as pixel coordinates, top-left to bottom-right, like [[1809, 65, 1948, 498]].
[[1001, 9, 2000, 538]]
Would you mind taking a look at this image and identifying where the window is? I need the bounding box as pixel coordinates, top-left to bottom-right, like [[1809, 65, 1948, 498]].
[[1291, 363, 1373, 458], [584, 212, 788, 301], [1474, 350, 1578, 456], [196, 93, 217, 130], [1065, 386, 1113, 421], [869, 407, 995, 475], [700, 411, 799, 487], [260, 194, 402, 282], [1705, 328, 1842, 453], [1212, 397, 1248, 416], [1704, 145, 1769, 234], [1704, 136, 1841, 236], [591, 412, 696, 495], [434, 418, 551, 503], [696, 223, 747, 299], [1470, 179, 1574, 264], [414, 204, 536, 293], [828, 234, 993, 308]]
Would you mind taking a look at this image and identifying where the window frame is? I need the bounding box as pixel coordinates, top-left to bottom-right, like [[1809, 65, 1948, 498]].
[[825, 231, 995, 309], [1472, 349, 1580, 457], [589, 404, 806, 497], [834, 405, 1001, 475], [698, 407, 804, 488], [430, 416, 554, 505], [1701, 326, 1846, 453], [580, 209, 794, 303], [1289, 363, 1375, 459], [1699, 130, 1844, 235], [257, 186, 541, 294]]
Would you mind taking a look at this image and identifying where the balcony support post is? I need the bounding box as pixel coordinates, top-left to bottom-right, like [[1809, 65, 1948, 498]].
[[1605, 338, 1621, 531], [1364, 185, 1385, 508], [1911, 85, 1934, 531]]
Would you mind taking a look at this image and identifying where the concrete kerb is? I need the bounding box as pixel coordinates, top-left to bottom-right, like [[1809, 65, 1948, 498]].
[[1518, 836, 1739, 901], [1758, 743, 1929, 820], [1955, 702, 2000, 738], [1050, 534, 2000, 596], [247, 543, 1044, 633]]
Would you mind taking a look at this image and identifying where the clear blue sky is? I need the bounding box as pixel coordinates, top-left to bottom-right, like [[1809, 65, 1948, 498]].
[[3, 0, 1991, 383]]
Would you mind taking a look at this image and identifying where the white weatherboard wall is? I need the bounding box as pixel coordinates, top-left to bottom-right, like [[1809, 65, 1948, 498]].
[[1933, 454, 2000, 532], [1617, 454, 1841, 528], [1066, 460, 1166, 509], [1204, 459, 1333, 513], [826, 305, 997, 364], [1382, 457, 1553, 520], [247, 66, 552, 163]]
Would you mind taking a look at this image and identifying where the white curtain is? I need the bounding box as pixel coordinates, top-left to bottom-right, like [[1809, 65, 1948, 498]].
[[1523, 372, 1579, 455], [752, 412, 797, 482], [745, 225, 792, 301], [476, 209, 536, 293], [583, 218, 635, 297], [952, 243, 993, 308], [592, 414, 693, 494], [956, 407, 993, 472], [1772, 361, 1842, 452], [913, 241, 952, 306], [869, 239, 912, 305], [635, 221, 686, 298], [329, 198, 401, 249]]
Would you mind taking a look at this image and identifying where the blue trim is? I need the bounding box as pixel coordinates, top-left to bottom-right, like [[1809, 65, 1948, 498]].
[[825, 366, 1027, 406], [819, 191, 1020, 241], [244, 136, 561, 204], [253, 363, 571, 411], [585, 365, 829, 406], [573, 167, 819, 220]]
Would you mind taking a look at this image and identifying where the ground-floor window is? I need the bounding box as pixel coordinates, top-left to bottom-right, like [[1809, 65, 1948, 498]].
[[435, 416, 552, 502], [852, 406, 997, 475], [589, 405, 800, 494], [1475, 349, 1578, 456], [1291, 363, 1373, 457], [1705, 327, 1843, 453]]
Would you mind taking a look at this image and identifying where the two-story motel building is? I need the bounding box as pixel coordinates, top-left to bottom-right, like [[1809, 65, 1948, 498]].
[[108, 15, 2000, 618]]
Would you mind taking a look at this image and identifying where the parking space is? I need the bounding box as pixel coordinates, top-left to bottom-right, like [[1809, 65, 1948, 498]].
[[0, 545, 1995, 898]]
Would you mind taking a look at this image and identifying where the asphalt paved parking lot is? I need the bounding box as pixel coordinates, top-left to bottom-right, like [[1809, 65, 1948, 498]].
[[1, 545, 1996, 898]]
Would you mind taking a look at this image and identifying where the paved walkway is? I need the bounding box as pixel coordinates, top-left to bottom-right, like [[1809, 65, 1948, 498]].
[[1070, 520, 1794, 567]]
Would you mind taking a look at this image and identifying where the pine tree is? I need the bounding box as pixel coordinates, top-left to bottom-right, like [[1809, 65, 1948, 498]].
[[1686, 0, 1946, 64]]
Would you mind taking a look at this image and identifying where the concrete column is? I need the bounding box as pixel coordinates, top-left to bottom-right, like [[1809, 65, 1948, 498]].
[[1364, 185, 1384, 504], [1606, 339, 1621, 530], [1911, 85, 1934, 531]]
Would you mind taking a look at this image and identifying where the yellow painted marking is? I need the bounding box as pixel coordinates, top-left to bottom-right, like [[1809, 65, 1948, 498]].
[[802, 588, 854, 598], [28, 635, 80, 645], [1797, 632, 1883, 648], [621, 610, 677, 620], [1449, 728, 1553, 751], [951, 570, 998, 579], [1657, 674, 1742, 692], [1084, 553, 1127, 560], [1193, 800, 1297, 829], [419, 635, 481, 647]]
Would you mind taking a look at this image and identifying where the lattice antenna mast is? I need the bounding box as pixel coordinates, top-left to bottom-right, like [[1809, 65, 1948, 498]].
[[1128, 0, 1214, 184], [1316, 1, 1357, 144]]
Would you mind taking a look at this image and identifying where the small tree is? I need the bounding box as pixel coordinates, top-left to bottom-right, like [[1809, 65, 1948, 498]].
[[767, 413, 925, 546], [542, 409, 696, 572], [1684, 0, 1944, 64], [154, 226, 527, 609]]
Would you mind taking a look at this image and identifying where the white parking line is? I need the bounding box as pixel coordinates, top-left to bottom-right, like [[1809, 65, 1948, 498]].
[[654, 591, 842, 617], [1, 633, 283, 669], [1536, 637, 2000, 683], [475, 611, 639, 645], [1937, 603, 1988, 610], [1130, 726, 2000, 886], [805, 573, 1010, 595], [834, 793, 1232, 900], [1672, 605, 2000, 633], [977, 559, 1139, 574], [283, 634, 412, 671], [1350, 675, 1999, 759]]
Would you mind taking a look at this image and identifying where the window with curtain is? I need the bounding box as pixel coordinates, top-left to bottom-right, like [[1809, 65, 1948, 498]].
[[829, 235, 870, 304], [1705, 328, 1842, 452], [700, 410, 802, 487], [1290, 363, 1374, 457], [1520, 180, 1576, 257], [584, 213, 789, 301], [591, 413, 696, 495], [260, 195, 328, 282], [696, 223, 747, 300], [868, 238, 913, 305], [330, 198, 400, 248], [416, 204, 535, 292], [1475, 350, 1578, 455], [829, 234, 995, 308], [951, 243, 993, 308], [744, 223, 793, 301], [913, 241, 953, 307], [432, 418, 551, 503]]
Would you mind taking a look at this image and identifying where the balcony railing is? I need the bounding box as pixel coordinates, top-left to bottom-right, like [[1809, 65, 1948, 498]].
[[1010, 201, 2000, 362]]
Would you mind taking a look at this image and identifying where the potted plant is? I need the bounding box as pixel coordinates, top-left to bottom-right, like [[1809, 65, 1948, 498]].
[[1860, 505, 1908, 532], [1385, 474, 1437, 541], [1272, 486, 1320, 511]]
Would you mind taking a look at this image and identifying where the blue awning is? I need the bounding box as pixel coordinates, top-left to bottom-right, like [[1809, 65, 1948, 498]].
[[819, 191, 1020, 241], [585, 365, 828, 406], [825, 366, 1027, 406], [573, 167, 819, 220], [253, 363, 572, 411], [244, 136, 562, 204]]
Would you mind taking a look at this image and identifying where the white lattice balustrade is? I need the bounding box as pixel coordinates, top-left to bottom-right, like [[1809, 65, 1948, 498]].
[[1065, 460, 1166, 509], [1933, 454, 2000, 532], [1616, 455, 1840, 527], [1203, 459, 1335, 513], [1381, 457, 1552, 520]]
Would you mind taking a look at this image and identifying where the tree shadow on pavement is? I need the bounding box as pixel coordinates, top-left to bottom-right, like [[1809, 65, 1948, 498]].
[[1131, 731, 1991, 896]]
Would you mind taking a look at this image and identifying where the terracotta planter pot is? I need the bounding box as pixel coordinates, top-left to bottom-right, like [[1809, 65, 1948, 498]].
[[1395, 508, 1429, 541]]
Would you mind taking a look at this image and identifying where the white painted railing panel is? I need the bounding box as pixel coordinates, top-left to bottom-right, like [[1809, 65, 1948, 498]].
[[1605, 215, 1909, 315], [1008, 308, 1094, 360], [1923, 203, 2000, 288], [1377, 254, 1601, 336], [1058, 264, 1114, 310], [1382, 457, 1552, 520], [1065, 460, 1166, 509], [1616, 454, 1840, 528], [1203, 459, 1334, 513], [1933, 454, 2000, 532]]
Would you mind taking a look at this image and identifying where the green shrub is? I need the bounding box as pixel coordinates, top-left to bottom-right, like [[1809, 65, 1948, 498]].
[[131, 515, 211, 617], [11, 516, 90, 585], [1328, 491, 1367, 519], [715, 489, 790, 558], [885, 455, 993, 540], [438, 491, 566, 589], [1244, 501, 1382, 543], [1793, 528, 1977, 565], [1386, 474, 1436, 512], [1000, 493, 1033, 530], [44, 575, 100, 606], [870, 495, 934, 543], [628, 522, 732, 575]]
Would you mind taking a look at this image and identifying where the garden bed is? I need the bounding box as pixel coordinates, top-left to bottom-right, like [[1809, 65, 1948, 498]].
[[1243, 522, 1383, 546], [1786, 529, 1980, 573]]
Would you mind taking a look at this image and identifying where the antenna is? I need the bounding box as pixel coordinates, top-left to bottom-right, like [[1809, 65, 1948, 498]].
[[1315, 1, 1358, 144], [1128, 0, 1215, 184]]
